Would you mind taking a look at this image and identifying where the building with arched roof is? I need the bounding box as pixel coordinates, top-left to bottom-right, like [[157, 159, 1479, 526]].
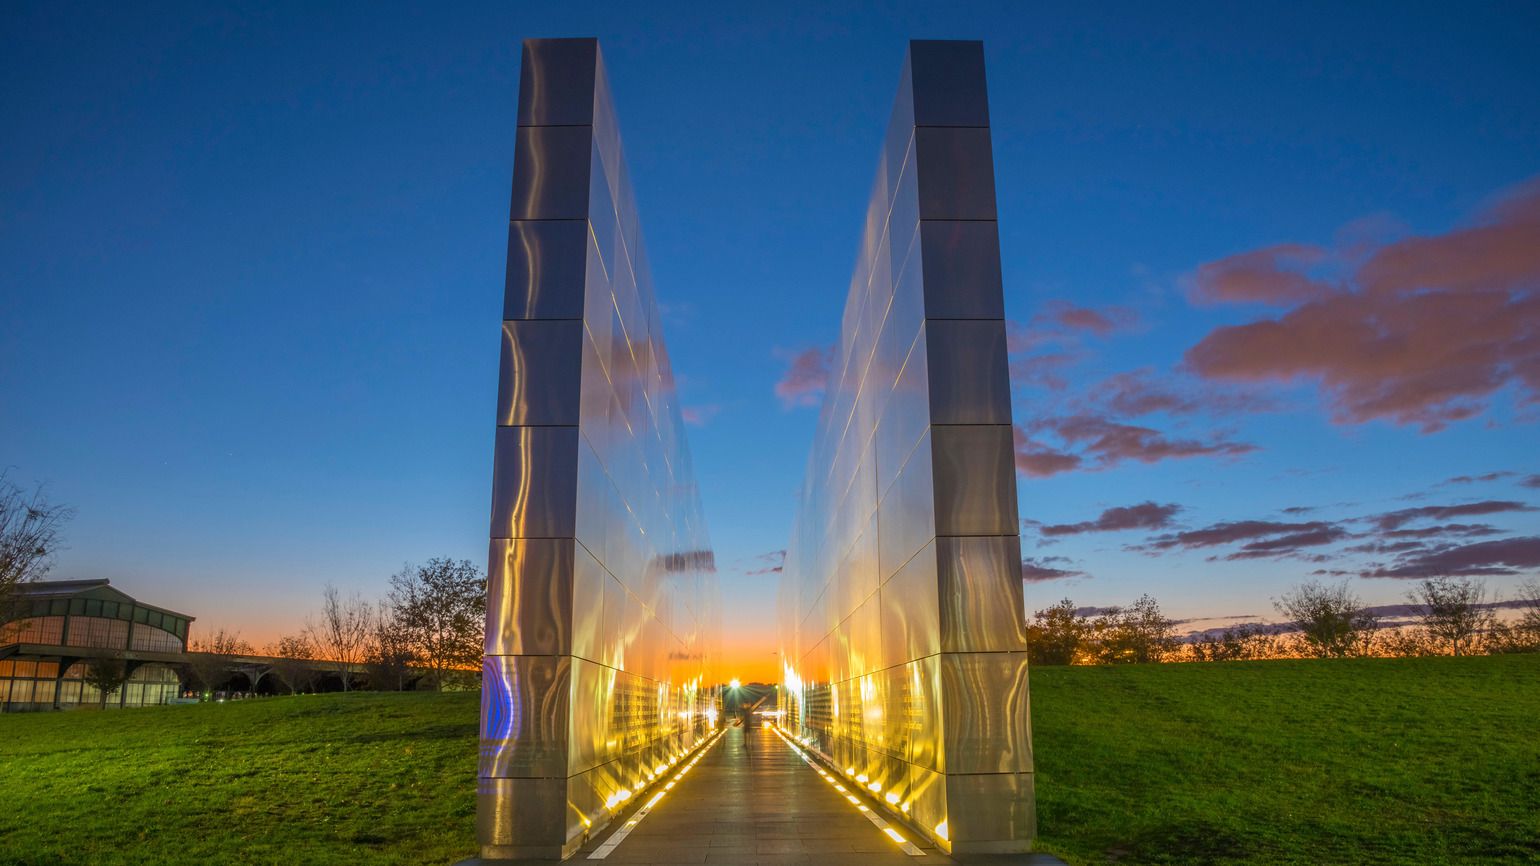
[[1, 579, 191, 711]]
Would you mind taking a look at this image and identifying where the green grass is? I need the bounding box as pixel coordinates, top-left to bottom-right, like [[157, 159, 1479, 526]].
[[0, 692, 481, 865], [1, 655, 1537, 865], [1030, 654, 1540, 865]]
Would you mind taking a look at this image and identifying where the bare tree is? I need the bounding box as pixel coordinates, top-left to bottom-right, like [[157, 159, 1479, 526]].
[[1190, 623, 1282, 661], [1489, 578, 1540, 654], [365, 601, 418, 692], [0, 472, 75, 621], [264, 634, 318, 695], [1274, 580, 1377, 658], [83, 653, 130, 707], [306, 584, 371, 691], [185, 627, 253, 692], [387, 559, 485, 690], [1407, 576, 1494, 656]]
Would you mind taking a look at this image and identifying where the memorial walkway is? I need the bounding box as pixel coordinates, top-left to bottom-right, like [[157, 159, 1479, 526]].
[[577, 723, 937, 865]]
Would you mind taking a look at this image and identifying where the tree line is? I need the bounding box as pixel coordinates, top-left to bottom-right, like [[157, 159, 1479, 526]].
[[188, 558, 486, 694], [1028, 576, 1540, 666]]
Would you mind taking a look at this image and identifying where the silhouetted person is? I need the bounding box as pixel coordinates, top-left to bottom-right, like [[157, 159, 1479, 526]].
[[741, 709, 753, 754]]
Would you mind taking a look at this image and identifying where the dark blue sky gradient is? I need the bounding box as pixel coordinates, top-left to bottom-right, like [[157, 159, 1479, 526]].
[[3, 2, 1537, 661]]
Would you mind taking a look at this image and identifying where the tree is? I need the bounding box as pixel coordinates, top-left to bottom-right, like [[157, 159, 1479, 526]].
[[1190, 623, 1281, 662], [1407, 576, 1494, 656], [387, 559, 485, 690], [83, 653, 129, 707], [0, 472, 74, 622], [365, 601, 418, 692], [1091, 595, 1178, 664], [186, 627, 253, 692], [1488, 578, 1540, 654], [306, 584, 371, 691], [264, 634, 318, 695], [1026, 599, 1091, 665], [1274, 580, 1377, 658]]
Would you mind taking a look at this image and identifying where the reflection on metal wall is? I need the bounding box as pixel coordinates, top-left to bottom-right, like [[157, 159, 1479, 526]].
[[777, 40, 1035, 855], [480, 38, 721, 861]]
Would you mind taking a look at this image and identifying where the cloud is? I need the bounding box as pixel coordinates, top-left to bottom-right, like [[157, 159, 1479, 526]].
[[1042, 301, 1139, 335], [1086, 368, 1278, 418], [1369, 500, 1535, 531], [1013, 427, 1084, 477], [1361, 535, 1540, 579], [1381, 523, 1503, 540], [1013, 415, 1254, 478], [743, 549, 786, 577], [1039, 502, 1182, 537], [1188, 243, 1334, 305], [1022, 557, 1086, 582], [1223, 525, 1351, 560], [1142, 519, 1337, 552], [1522, 474, 1540, 489], [1009, 352, 1081, 391], [773, 346, 832, 409], [681, 404, 721, 426], [1443, 471, 1515, 485], [1184, 175, 1540, 433]]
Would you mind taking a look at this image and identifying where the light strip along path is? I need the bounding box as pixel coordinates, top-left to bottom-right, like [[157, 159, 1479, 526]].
[[579, 723, 942, 865]]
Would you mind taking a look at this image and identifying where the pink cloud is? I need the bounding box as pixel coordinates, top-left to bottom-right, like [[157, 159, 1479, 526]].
[[773, 346, 832, 409], [1038, 501, 1182, 536], [1185, 175, 1540, 432], [1362, 535, 1540, 579], [1188, 243, 1334, 305], [681, 404, 721, 426], [1021, 557, 1086, 582]]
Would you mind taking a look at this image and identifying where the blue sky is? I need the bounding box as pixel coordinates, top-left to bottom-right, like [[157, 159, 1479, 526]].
[[3, 2, 1538, 665]]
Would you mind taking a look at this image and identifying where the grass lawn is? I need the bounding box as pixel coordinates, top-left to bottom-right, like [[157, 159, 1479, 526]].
[[1, 654, 1537, 865]]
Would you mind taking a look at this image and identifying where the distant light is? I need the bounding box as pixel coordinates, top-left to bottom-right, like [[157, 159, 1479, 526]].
[[729, 678, 741, 689]]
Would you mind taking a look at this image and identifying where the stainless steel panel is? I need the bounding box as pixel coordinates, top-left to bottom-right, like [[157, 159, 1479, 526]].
[[778, 39, 1032, 853], [908, 40, 990, 128], [479, 654, 571, 778], [937, 535, 1027, 652], [943, 772, 1036, 853], [489, 425, 579, 539], [877, 429, 936, 583], [486, 38, 720, 859], [930, 424, 1018, 536], [919, 220, 1004, 320], [914, 126, 998, 220], [477, 776, 569, 860], [879, 540, 940, 665], [511, 125, 594, 220], [497, 319, 583, 426], [570, 540, 606, 664], [939, 651, 1032, 774], [925, 319, 1011, 425], [517, 38, 597, 127], [485, 538, 573, 655], [504, 220, 588, 320]]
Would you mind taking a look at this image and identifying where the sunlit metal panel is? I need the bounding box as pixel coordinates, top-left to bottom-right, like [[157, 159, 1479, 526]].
[[778, 39, 1035, 855], [480, 37, 720, 861]]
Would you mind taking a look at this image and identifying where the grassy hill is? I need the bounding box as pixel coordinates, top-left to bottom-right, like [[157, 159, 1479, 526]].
[[1, 654, 1537, 865]]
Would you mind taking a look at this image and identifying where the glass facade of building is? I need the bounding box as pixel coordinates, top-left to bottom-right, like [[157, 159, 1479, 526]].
[[776, 41, 1036, 855], [479, 38, 722, 861], [0, 580, 192, 711]]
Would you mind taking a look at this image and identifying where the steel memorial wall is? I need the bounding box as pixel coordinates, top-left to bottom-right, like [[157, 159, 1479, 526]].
[[479, 38, 721, 861], [776, 41, 1036, 855]]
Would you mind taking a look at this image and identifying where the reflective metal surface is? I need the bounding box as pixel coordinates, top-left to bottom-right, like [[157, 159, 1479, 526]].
[[481, 37, 720, 861], [777, 40, 1035, 855]]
